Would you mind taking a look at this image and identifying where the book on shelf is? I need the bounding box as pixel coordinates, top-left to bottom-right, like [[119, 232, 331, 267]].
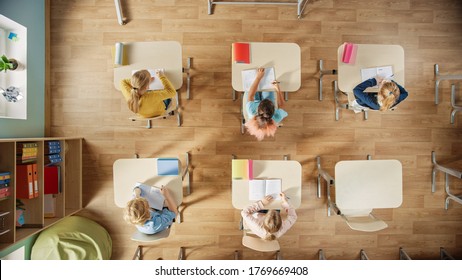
[[241, 67, 276, 92], [0, 186, 11, 199], [0, 171, 11, 181], [44, 165, 59, 195], [16, 142, 38, 154], [248, 178, 282, 201], [132, 69, 165, 90], [232, 42, 250, 64], [45, 140, 61, 155], [16, 164, 34, 199], [157, 158, 179, 176], [135, 182, 165, 211], [0, 179, 10, 185], [232, 159, 253, 180], [44, 154, 62, 165], [360, 65, 394, 88], [32, 163, 39, 198]]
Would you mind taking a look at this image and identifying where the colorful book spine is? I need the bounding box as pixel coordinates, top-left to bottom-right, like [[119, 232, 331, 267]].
[[0, 172, 11, 181]]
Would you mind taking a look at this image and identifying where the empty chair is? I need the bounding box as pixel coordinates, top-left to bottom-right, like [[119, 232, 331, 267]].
[[341, 209, 388, 232]]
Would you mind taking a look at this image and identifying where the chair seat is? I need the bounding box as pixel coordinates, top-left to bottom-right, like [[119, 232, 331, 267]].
[[342, 215, 388, 232], [242, 235, 280, 252], [131, 227, 170, 242]]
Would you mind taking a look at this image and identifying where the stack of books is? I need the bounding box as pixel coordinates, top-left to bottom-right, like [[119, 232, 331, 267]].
[[0, 172, 11, 200], [44, 140, 62, 166], [16, 142, 38, 164]]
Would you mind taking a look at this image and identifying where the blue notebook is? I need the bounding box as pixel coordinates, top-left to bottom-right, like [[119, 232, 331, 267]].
[[157, 158, 179, 176]]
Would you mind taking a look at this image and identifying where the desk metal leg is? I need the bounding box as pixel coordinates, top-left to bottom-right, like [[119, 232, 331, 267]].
[[334, 80, 348, 121], [284, 91, 288, 101], [133, 245, 142, 260], [175, 90, 181, 127], [450, 84, 461, 124], [318, 59, 337, 101], [182, 152, 191, 195], [399, 247, 412, 260], [178, 247, 185, 260], [434, 64, 462, 105], [183, 57, 192, 100], [316, 156, 338, 216]]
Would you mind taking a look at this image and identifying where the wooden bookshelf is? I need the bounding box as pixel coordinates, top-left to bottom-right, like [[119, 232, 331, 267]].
[[0, 137, 82, 251]]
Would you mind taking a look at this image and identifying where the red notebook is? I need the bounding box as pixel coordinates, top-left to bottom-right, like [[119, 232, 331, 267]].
[[44, 166, 59, 195], [232, 42, 250, 64]]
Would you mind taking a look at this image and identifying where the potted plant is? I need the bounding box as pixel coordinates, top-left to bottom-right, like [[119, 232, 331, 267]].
[[0, 55, 18, 72]]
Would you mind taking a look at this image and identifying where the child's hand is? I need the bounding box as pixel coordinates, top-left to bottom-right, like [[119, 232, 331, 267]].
[[256, 67, 265, 79], [134, 187, 141, 198], [375, 76, 384, 84], [160, 186, 170, 197], [280, 192, 288, 204], [261, 195, 274, 206], [156, 69, 165, 77], [272, 80, 281, 91]]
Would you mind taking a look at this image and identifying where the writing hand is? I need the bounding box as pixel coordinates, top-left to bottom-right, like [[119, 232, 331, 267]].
[[156, 69, 165, 77], [261, 195, 274, 206], [134, 187, 141, 198], [280, 192, 288, 204]]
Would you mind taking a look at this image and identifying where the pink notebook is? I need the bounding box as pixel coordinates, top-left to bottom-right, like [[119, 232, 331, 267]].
[[342, 42, 357, 64]]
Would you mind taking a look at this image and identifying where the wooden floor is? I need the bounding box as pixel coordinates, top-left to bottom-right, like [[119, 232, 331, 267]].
[[49, 0, 462, 260]]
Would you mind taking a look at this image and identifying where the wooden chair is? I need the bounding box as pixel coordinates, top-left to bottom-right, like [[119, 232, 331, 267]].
[[129, 92, 181, 128]]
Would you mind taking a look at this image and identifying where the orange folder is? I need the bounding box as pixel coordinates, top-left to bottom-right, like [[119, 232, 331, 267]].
[[16, 164, 34, 199], [32, 163, 39, 197]]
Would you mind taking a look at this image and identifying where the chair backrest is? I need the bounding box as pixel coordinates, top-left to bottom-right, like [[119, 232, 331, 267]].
[[242, 235, 280, 252], [342, 213, 388, 232], [241, 218, 280, 252], [131, 227, 170, 242]]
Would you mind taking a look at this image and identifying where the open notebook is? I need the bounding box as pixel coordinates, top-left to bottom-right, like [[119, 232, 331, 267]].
[[241, 67, 276, 91], [248, 178, 281, 201], [135, 182, 165, 210]]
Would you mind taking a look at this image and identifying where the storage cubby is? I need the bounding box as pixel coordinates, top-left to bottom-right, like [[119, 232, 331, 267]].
[[0, 137, 82, 251]]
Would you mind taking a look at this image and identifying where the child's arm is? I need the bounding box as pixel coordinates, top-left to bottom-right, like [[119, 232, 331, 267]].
[[273, 81, 284, 108], [353, 78, 380, 110], [154, 71, 177, 100], [161, 187, 178, 215], [248, 68, 265, 101]]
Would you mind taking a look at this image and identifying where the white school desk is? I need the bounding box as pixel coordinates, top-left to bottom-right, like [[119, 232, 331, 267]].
[[113, 41, 183, 91], [337, 44, 405, 93], [231, 160, 302, 209], [231, 42, 301, 100], [335, 160, 403, 210], [113, 158, 183, 208]]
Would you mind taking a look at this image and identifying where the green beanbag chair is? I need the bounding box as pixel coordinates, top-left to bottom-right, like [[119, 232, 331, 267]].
[[31, 216, 112, 260]]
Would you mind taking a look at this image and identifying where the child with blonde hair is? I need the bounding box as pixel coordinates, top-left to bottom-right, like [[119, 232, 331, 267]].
[[241, 193, 297, 241], [353, 76, 408, 111], [120, 69, 176, 117], [124, 185, 178, 235], [245, 68, 288, 141]]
